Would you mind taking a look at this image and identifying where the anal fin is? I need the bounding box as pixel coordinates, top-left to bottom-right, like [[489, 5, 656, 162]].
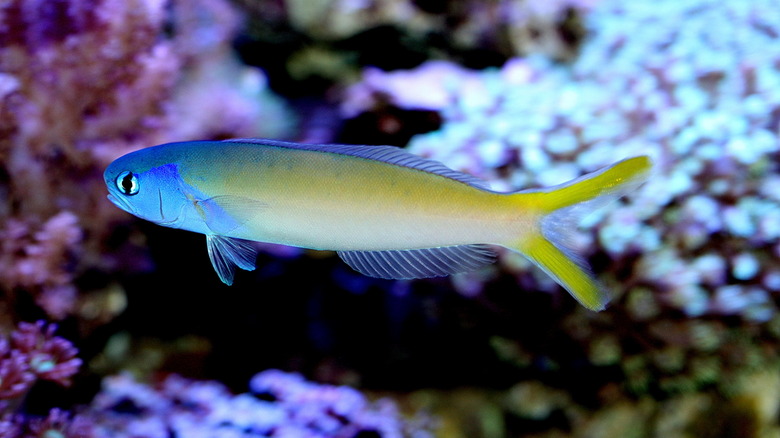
[[206, 235, 258, 285], [337, 244, 495, 279]]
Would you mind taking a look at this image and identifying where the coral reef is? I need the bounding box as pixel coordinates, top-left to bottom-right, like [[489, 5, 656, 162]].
[[0, 321, 432, 437], [0, 320, 81, 425], [1, 408, 93, 438], [3, 0, 780, 436], [233, 0, 595, 115], [0, 368, 432, 437], [240, 0, 597, 57], [345, 0, 780, 321], [0, 0, 290, 324], [271, 0, 594, 60], [80, 370, 432, 438], [333, 0, 780, 434], [0, 321, 81, 404]]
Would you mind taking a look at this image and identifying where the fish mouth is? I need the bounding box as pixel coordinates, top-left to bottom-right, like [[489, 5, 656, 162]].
[[107, 190, 181, 226], [107, 193, 134, 214]]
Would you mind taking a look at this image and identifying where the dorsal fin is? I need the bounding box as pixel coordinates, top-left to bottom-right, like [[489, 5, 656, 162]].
[[223, 138, 490, 190]]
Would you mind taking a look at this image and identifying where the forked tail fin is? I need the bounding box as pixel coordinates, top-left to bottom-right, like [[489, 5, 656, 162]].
[[509, 156, 653, 310]]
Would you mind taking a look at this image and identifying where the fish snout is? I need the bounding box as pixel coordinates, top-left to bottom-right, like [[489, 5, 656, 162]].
[[107, 193, 134, 214]]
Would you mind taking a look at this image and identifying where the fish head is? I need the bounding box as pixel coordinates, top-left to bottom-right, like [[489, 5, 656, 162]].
[[104, 151, 188, 228]]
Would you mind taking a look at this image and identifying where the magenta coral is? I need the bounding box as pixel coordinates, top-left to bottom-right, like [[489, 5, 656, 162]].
[[2, 408, 93, 438], [81, 370, 433, 437], [0, 0, 289, 324], [0, 350, 34, 400], [0, 212, 82, 321], [10, 321, 82, 387], [0, 321, 81, 404], [0, 412, 21, 438], [25, 408, 93, 438]]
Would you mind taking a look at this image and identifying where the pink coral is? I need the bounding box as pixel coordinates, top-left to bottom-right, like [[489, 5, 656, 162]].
[[0, 412, 21, 438], [0, 212, 82, 320], [10, 321, 82, 386], [0, 320, 81, 405], [81, 370, 431, 437], [0, 0, 288, 324], [0, 408, 93, 438], [23, 408, 93, 438], [0, 350, 34, 399]]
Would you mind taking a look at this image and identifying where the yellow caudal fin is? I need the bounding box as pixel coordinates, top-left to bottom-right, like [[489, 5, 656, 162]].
[[509, 156, 653, 310], [519, 235, 605, 310]]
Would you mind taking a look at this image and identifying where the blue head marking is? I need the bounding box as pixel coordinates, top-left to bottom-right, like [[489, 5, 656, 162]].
[[104, 158, 188, 228]]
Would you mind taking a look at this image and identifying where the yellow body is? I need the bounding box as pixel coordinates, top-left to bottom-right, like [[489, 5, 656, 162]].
[[184, 144, 528, 251]]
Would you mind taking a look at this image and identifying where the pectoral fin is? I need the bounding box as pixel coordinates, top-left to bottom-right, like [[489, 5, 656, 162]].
[[196, 195, 268, 235], [206, 235, 258, 285]]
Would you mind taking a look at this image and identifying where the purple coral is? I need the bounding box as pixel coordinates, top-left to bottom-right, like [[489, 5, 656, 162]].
[[0, 212, 82, 321], [0, 350, 35, 400], [82, 370, 432, 437], [10, 321, 82, 386], [0, 321, 84, 436], [1, 408, 93, 438], [0, 321, 81, 401], [0, 0, 290, 323]]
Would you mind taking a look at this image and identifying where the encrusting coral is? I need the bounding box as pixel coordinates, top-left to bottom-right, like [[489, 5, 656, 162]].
[[335, 0, 780, 434], [247, 0, 594, 59], [344, 0, 780, 322]]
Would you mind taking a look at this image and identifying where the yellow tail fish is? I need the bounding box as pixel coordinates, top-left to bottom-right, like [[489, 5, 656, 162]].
[[104, 138, 651, 310]]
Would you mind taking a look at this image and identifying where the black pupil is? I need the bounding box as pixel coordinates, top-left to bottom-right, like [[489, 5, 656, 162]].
[[121, 174, 134, 193]]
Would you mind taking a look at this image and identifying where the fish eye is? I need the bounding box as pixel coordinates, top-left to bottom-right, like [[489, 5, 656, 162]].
[[116, 171, 139, 196]]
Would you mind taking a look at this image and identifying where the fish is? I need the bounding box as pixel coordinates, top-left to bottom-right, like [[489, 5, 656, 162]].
[[104, 138, 652, 310]]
